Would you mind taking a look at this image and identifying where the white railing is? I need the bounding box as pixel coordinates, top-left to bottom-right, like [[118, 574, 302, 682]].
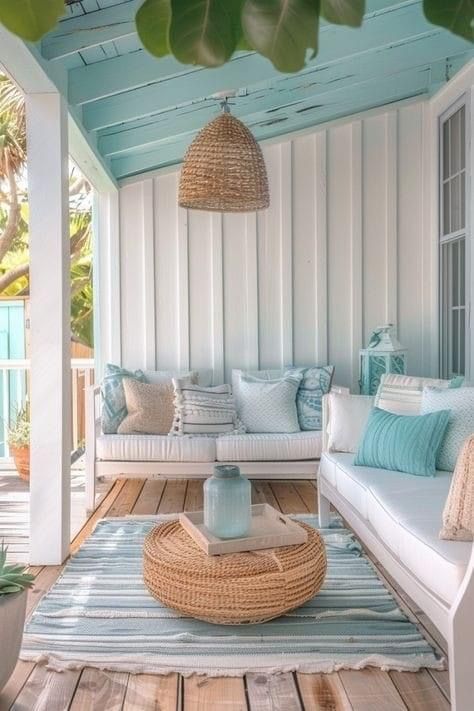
[[0, 358, 95, 459]]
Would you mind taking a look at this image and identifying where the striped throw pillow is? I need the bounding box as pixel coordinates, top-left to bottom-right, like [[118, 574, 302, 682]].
[[374, 373, 454, 416], [170, 380, 244, 436]]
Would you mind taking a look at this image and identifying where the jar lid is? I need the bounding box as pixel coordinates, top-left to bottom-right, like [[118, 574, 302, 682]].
[[214, 465, 240, 479]]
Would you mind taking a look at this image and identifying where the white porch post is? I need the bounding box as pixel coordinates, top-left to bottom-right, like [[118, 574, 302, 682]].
[[27, 92, 72, 565]]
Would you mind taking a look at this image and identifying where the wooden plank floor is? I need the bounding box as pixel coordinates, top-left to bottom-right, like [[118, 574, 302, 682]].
[[0, 467, 111, 563], [0, 479, 451, 711]]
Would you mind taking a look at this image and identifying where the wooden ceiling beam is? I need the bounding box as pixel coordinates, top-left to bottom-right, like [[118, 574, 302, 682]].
[[99, 30, 462, 158], [110, 63, 436, 179], [67, 0, 414, 105], [82, 2, 435, 132], [42, 0, 142, 60]]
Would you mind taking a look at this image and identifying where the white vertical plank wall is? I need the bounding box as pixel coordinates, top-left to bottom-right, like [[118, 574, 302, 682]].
[[117, 101, 435, 389]]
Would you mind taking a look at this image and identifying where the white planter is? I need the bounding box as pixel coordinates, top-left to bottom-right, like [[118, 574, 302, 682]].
[[0, 590, 27, 692]]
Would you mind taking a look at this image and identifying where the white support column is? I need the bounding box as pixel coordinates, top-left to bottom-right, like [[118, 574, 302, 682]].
[[27, 92, 72, 565], [94, 189, 121, 376]]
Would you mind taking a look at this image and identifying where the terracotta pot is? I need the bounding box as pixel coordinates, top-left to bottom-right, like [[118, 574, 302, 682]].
[[10, 446, 30, 482], [0, 590, 27, 692]]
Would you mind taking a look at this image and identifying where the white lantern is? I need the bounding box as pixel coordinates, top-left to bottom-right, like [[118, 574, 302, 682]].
[[359, 325, 407, 395]]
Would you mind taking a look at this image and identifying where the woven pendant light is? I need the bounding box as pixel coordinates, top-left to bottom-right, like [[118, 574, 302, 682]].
[[179, 102, 270, 212]]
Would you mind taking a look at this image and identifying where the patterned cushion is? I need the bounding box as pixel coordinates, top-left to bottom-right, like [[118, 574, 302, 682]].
[[441, 435, 474, 541], [296, 366, 334, 430], [232, 366, 334, 431], [354, 407, 451, 477], [235, 372, 302, 433], [101, 363, 146, 434], [171, 380, 244, 436], [118, 379, 175, 435], [375, 373, 454, 416], [421, 386, 474, 471]]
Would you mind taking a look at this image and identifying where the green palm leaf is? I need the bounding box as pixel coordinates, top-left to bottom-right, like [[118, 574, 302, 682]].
[[242, 0, 319, 72], [321, 0, 365, 27], [136, 0, 171, 58], [423, 0, 474, 42], [0, 0, 65, 42], [169, 0, 242, 67]]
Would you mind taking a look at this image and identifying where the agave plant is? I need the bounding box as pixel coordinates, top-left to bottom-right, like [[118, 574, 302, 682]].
[[0, 543, 34, 595]]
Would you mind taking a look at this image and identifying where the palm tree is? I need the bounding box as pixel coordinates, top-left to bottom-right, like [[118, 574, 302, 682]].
[[0, 74, 94, 347], [0, 74, 26, 264]]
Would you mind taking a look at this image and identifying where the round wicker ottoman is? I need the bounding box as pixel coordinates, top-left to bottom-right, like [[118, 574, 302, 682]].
[[143, 520, 327, 625]]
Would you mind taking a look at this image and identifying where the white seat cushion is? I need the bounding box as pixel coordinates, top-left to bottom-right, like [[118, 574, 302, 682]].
[[216, 431, 322, 462], [320, 452, 471, 604], [97, 434, 216, 462]]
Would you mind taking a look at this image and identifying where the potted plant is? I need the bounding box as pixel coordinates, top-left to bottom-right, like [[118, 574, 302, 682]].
[[7, 405, 30, 482], [0, 543, 34, 692]]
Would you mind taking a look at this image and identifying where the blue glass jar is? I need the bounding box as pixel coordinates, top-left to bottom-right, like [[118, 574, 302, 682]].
[[204, 465, 251, 539]]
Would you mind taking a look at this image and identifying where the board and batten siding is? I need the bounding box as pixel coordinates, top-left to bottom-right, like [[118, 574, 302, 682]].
[[114, 101, 434, 390]]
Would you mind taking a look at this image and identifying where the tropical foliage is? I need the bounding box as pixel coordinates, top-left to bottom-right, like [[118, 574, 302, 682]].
[[0, 0, 472, 74], [6, 404, 30, 448], [0, 75, 94, 348], [0, 542, 34, 595]]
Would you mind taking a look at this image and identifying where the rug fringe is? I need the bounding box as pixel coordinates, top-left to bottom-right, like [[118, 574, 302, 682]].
[[19, 651, 446, 676]]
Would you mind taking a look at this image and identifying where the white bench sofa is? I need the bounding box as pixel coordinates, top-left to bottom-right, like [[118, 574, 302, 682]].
[[318, 391, 474, 710], [85, 383, 343, 513]]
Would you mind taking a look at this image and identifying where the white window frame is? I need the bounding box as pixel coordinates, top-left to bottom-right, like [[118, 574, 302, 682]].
[[438, 94, 472, 380]]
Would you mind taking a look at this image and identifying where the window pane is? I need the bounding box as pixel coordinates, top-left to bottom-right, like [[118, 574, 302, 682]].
[[460, 106, 466, 170], [452, 309, 459, 375], [450, 110, 461, 175], [440, 237, 466, 378], [443, 181, 451, 235], [451, 175, 462, 232], [443, 120, 450, 179], [452, 240, 459, 307], [460, 309, 465, 375], [461, 171, 466, 230]]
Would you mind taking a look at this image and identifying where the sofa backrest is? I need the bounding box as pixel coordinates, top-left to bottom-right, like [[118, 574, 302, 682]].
[[374, 373, 453, 416]]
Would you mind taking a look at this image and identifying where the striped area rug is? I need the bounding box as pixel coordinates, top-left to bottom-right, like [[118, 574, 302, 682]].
[[20, 516, 445, 676]]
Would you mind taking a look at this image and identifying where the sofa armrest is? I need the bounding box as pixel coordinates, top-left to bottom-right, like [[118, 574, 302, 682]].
[[322, 385, 350, 452], [85, 385, 101, 512], [322, 393, 331, 453], [330, 385, 350, 396]]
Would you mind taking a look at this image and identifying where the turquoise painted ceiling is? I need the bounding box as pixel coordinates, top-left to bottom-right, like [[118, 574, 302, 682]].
[[41, 0, 474, 181]]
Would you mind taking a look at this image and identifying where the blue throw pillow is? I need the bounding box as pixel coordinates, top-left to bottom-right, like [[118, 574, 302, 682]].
[[101, 363, 146, 434], [294, 365, 335, 431], [354, 407, 451, 477]]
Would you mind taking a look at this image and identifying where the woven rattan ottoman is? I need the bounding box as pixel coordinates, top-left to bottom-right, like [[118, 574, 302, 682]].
[[143, 520, 327, 625]]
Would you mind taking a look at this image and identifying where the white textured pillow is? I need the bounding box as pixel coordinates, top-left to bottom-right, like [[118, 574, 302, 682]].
[[375, 373, 452, 416], [421, 386, 474, 471], [171, 380, 244, 435], [235, 372, 302, 433], [232, 368, 286, 404], [327, 393, 375, 453]]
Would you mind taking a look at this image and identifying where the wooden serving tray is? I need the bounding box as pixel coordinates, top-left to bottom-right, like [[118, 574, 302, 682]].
[[179, 504, 307, 555]]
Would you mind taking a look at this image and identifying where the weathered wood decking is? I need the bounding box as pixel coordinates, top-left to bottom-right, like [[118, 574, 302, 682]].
[[0, 478, 451, 710], [0, 466, 110, 563]]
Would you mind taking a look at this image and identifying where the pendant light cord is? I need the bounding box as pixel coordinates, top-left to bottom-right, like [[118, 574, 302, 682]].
[[220, 98, 231, 114]]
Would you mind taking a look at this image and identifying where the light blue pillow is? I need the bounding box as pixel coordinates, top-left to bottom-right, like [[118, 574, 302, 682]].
[[421, 386, 474, 471], [295, 366, 335, 430], [236, 372, 302, 433], [232, 365, 334, 431], [101, 363, 146, 434], [354, 407, 451, 477]]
